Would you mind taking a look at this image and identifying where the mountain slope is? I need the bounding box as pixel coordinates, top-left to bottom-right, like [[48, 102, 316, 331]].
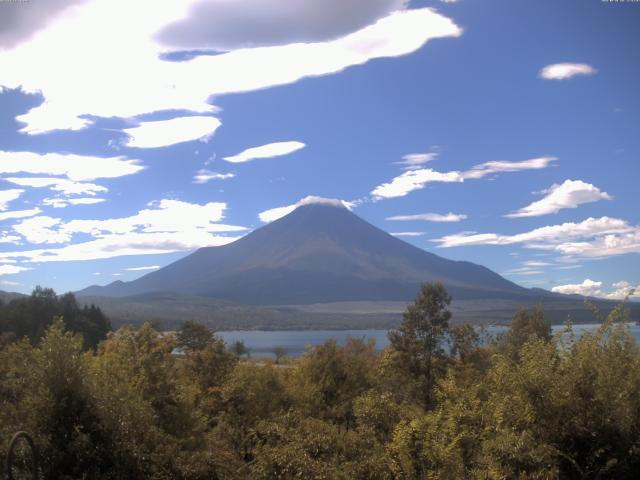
[[78, 203, 535, 304]]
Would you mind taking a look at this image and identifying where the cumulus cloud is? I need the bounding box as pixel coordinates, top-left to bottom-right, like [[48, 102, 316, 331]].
[[371, 157, 557, 200], [156, 0, 408, 50], [0, 151, 143, 181], [123, 116, 221, 148], [605, 281, 639, 300], [434, 216, 632, 252], [0, 189, 24, 210], [539, 63, 597, 80], [259, 195, 353, 223], [193, 170, 235, 184], [0, 4, 461, 134], [224, 141, 305, 164], [506, 179, 612, 218], [551, 279, 603, 296], [387, 212, 467, 222], [2, 199, 247, 262], [13, 199, 245, 245], [552, 279, 639, 299]]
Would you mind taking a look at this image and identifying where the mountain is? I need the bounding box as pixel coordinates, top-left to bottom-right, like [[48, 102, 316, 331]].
[[78, 202, 538, 305]]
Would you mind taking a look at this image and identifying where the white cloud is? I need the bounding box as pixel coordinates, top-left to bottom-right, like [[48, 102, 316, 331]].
[[390, 232, 425, 237], [0, 189, 24, 210], [434, 216, 632, 252], [371, 169, 463, 199], [42, 197, 106, 208], [523, 260, 552, 267], [1, 199, 247, 262], [193, 170, 235, 184], [0, 208, 42, 221], [371, 157, 557, 200], [461, 157, 557, 180], [0, 264, 30, 276], [506, 179, 611, 218], [0, 4, 461, 134], [123, 116, 221, 148], [552, 279, 639, 300], [605, 281, 639, 300], [0, 0, 87, 49], [156, 0, 408, 50], [259, 195, 353, 223], [503, 268, 543, 276], [14, 199, 245, 244], [224, 141, 305, 163], [395, 152, 438, 169], [5, 177, 108, 196], [387, 212, 467, 222], [0, 230, 242, 263], [0, 151, 143, 181], [125, 265, 160, 271], [539, 63, 597, 80], [552, 279, 602, 296]]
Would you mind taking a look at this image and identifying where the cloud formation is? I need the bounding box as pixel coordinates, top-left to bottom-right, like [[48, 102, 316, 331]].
[[0, 151, 143, 181], [387, 212, 467, 222], [0, 5, 461, 134], [506, 179, 612, 218], [123, 116, 221, 148], [0, 189, 23, 210], [0, 0, 87, 49], [193, 170, 235, 184], [552, 279, 602, 296], [2, 199, 246, 262], [394, 152, 438, 170], [539, 63, 597, 80], [156, 0, 408, 50], [259, 196, 353, 223], [372, 157, 557, 200], [433, 216, 633, 255], [224, 141, 305, 163]]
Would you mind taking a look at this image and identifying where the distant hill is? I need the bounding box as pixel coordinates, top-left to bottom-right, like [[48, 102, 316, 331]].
[[0, 290, 27, 304]]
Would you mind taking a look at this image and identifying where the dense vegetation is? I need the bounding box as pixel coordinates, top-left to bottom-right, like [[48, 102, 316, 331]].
[[1, 283, 639, 479], [0, 287, 110, 349]]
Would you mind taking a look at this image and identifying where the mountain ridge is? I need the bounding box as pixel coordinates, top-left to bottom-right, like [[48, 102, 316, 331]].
[[77, 202, 534, 304]]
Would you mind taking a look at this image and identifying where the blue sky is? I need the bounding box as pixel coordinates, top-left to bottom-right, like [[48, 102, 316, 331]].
[[0, 0, 639, 300]]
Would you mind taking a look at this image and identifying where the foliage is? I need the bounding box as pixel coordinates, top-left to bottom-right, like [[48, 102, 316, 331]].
[[1, 283, 639, 478], [0, 287, 110, 349]]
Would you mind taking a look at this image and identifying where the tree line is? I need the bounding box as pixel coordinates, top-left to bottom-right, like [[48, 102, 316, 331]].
[[1, 283, 639, 479]]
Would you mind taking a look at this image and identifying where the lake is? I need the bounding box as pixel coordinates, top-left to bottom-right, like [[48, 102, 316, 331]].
[[218, 323, 640, 358]]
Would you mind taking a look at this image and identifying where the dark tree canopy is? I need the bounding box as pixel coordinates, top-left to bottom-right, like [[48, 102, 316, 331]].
[[0, 286, 110, 349]]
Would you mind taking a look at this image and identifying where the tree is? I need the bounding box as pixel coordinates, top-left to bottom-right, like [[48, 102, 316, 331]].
[[387, 282, 451, 408], [176, 320, 214, 352], [498, 306, 551, 355], [272, 346, 287, 364], [231, 340, 249, 358]]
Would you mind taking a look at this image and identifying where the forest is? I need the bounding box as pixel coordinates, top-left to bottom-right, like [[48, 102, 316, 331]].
[[1, 283, 639, 479]]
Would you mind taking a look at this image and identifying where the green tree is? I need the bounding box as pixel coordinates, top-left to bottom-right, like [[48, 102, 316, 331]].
[[176, 320, 214, 351], [387, 282, 452, 408]]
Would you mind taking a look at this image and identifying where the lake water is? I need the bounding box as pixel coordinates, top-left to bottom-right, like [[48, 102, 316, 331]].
[[218, 323, 640, 358]]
